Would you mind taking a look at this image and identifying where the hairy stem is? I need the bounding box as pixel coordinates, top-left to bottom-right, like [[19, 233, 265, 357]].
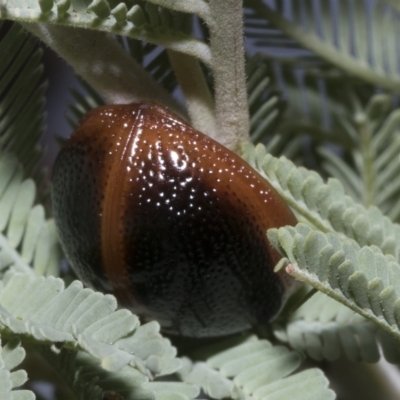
[[22, 23, 185, 115], [168, 50, 216, 138], [207, 0, 249, 151]]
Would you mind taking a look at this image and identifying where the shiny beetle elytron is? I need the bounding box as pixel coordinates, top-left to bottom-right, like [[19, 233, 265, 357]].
[[52, 102, 297, 337]]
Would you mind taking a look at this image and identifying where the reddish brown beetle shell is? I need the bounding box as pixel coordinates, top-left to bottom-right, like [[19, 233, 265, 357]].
[[52, 102, 297, 337]]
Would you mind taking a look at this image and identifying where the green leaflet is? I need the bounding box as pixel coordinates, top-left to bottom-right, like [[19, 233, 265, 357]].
[[246, 0, 400, 93], [0, 154, 61, 276], [0, 338, 35, 400], [246, 54, 284, 144], [315, 93, 400, 222], [41, 348, 199, 400], [274, 290, 400, 364], [245, 54, 312, 163], [0, 269, 200, 399], [245, 3, 400, 213], [0, 21, 46, 178], [242, 143, 400, 263], [245, 3, 360, 152], [0, 0, 209, 65], [178, 335, 335, 400], [269, 223, 400, 341], [243, 142, 400, 341]]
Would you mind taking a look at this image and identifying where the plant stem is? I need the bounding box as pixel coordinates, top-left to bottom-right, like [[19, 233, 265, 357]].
[[168, 50, 216, 138], [207, 0, 249, 151], [22, 23, 185, 115]]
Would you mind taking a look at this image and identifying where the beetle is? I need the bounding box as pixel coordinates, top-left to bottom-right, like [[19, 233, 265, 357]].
[[52, 102, 297, 337]]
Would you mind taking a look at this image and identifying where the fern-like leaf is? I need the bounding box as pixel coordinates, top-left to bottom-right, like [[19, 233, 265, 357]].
[[268, 223, 400, 341], [178, 335, 335, 399], [0, 21, 46, 178], [0, 338, 35, 399], [317, 93, 400, 221], [40, 347, 199, 400], [241, 142, 400, 339], [271, 66, 361, 150], [246, 0, 400, 93], [273, 291, 391, 363], [0, 154, 61, 276], [1, 0, 210, 64], [242, 143, 400, 262], [246, 53, 285, 143], [0, 269, 200, 397], [0, 270, 185, 379], [245, 54, 324, 165], [275, 290, 400, 364]]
